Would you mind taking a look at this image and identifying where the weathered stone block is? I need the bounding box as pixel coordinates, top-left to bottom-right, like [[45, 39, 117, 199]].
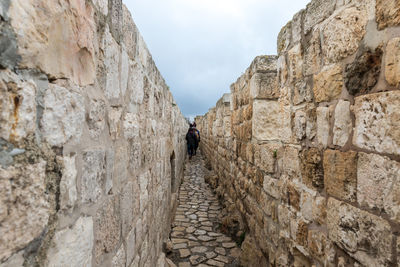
[[252, 100, 291, 142], [313, 64, 343, 103], [322, 6, 367, 63], [254, 143, 280, 174], [304, 27, 322, 76], [333, 100, 352, 147], [88, 98, 106, 139], [123, 113, 140, 140], [312, 196, 326, 225], [0, 23, 21, 69], [263, 175, 280, 199], [47, 217, 94, 267], [300, 148, 324, 190], [0, 161, 49, 262], [0, 70, 36, 143], [126, 228, 136, 265], [292, 10, 304, 44], [308, 230, 327, 260], [327, 198, 392, 266], [249, 73, 278, 100], [288, 44, 303, 82], [358, 152, 400, 223], [316, 107, 330, 148], [290, 216, 308, 247], [122, 5, 138, 59], [324, 150, 357, 202], [60, 155, 77, 210], [345, 48, 382, 96], [304, 0, 336, 34], [376, 0, 400, 30], [108, 107, 122, 140], [81, 149, 106, 204], [249, 55, 278, 75], [95, 197, 121, 264], [9, 0, 96, 86], [385, 37, 400, 87], [288, 182, 301, 211], [92, 0, 108, 16], [277, 22, 292, 54], [278, 146, 301, 179], [41, 83, 85, 146], [112, 245, 126, 267], [353, 91, 400, 155], [109, 0, 123, 43]]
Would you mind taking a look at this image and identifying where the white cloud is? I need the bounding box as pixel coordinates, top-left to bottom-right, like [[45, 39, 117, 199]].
[[124, 0, 310, 116]]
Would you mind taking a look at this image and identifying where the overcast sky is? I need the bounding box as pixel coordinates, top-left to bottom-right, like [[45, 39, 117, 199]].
[[124, 0, 310, 118]]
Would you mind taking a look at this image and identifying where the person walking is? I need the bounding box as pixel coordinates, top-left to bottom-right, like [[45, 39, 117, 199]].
[[186, 127, 197, 159], [192, 124, 200, 155]]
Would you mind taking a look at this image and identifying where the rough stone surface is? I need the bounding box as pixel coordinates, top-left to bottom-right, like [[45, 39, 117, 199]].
[[376, 0, 400, 30], [322, 7, 367, 63], [385, 37, 400, 87], [9, 0, 96, 86], [81, 149, 106, 204], [0, 161, 49, 262], [304, 0, 335, 34], [327, 198, 392, 266], [333, 100, 352, 147], [46, 217, 94, 267], [316, 107, 330, 148], [353, 91, 400, 155], [313, 64, 343, 103], [358, 153, 400, 223], [60, 155, 78, 210], [41, 83, 85, 146], [345, 48, 382, 96], [324, 150, 358, 202]]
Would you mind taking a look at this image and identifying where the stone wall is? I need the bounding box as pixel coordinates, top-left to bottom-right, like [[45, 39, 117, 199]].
[[0, 0, 187, 266], [197, 0, 400, 266]]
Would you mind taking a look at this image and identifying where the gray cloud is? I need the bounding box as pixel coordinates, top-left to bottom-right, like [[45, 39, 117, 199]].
[[124, 0, 310, 117]]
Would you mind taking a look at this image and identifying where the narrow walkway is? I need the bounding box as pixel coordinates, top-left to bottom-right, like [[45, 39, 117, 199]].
[[167, 153, 241, 267]]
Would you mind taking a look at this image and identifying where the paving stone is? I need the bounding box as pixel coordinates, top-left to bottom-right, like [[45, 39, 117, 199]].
[[194, 230, 207, 236], [222, 242, 236, 248], [179, 249, 190, 258], [206, 259, 225, 267], [215, 255, 230, 264], [206, 252, 217, 259], [215, 247, 226, 255], [191, 246, 208, 253], [189, 255, 207, 265]]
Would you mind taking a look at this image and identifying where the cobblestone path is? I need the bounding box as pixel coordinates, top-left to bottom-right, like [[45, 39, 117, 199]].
[[167, 153, 241, 267]]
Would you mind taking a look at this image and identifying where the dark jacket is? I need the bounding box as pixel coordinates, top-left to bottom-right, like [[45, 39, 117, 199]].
[[186, 130, 197, 146]]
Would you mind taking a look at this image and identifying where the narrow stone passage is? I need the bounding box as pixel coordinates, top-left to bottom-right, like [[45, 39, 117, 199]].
[[167, 153, 241, 267]]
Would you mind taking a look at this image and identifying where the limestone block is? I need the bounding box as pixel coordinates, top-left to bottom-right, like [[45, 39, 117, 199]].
[[252, 100, 291, 143], [304, 0, 336, 34], [123, 113, 140, 140], [376, 0, 400, 30], [308, 230, 327, 260], [312, 196, 326, 225], [353, 91, 400, 155], [120, 181, 137, 237], [88, 98, 106, 139], [137, 34, 149, 69], [358, 153, 400, 223], [294, 110, 307, 141], [293, 81, 313, 105], [0, 251, 24, 267], [0, 70, 36, 142], [316, 107, 330, 148], [92, 0, 108, 16], [327, 198, 392, 266], [9, 0, 96, 86], [324, 150, 357, 202], [139, 172, 149, 213], [288, 44, 303, 82], [46, 217, 94, 267], [290, 216, 308, 247], [333, 100, 352, 147], [322, 7, 367, 63], [112, 245, 126, 267], [277, 55, 288, 87], [249, 73, 278, 100], [292, 10, 304, 44], [0, 161, 49, 262], [385, 37, 400, 87], [300, 148, 324, 191], [81, 149, 106, 204], [109, 0, 122, 42], [41, 83, 85, 146], [120, 48, 129, 97], [277, 22, 292, 54], [60, 155, 78, 210], [95, 197, 121, 264], [263, 175, 280, 199], [313, 64, 343, 103], [345, 48, 382, 96], [129, 142, 142, 173], [301, 191, 314, 221], [122, 5, 138, 59], [287, 182, 301, 211], [249, 55, 278, 75], [126, 228, 136, 266], [277, 146, 301, 179], [108, 107, 123, 140], [254, 143, 280, 173], [304, 27, 322, 76], [102, 25, 121, 103]]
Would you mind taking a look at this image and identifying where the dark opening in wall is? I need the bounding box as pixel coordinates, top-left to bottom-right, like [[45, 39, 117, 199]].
[[170, 151, 176, 193]]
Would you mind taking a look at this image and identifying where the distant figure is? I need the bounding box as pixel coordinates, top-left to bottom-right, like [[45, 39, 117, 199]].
[[186, 127, 197, 159], [192, 124, 200, 155]]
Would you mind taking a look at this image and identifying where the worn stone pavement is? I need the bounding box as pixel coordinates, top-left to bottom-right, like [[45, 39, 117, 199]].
[[166, 152, 241, 267]]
